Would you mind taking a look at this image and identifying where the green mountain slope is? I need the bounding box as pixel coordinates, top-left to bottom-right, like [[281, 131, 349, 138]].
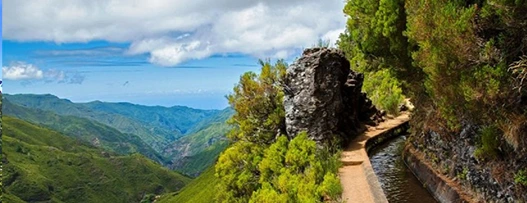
[[4, 94, 219, 153], [3, 99, 166, 164], [164, 108, 233, 176], [4, 93, 234, 177], [2, 116, 191, 203], [84, 101, 219, 134], [185, 108, 234, 134], [157, 166, 218, 203]]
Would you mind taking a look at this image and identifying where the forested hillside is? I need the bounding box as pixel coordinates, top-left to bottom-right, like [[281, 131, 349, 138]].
[[4, 94, 219, 153], [4, 94, 233, 176], [338, 0, 527, 201], [164, 108, 233, 176], [2, 116, 190, 203], [3, 99, 165, 164]]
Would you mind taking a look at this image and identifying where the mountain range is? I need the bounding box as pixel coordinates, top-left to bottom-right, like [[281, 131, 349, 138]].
[[3, 94, 233, 176]]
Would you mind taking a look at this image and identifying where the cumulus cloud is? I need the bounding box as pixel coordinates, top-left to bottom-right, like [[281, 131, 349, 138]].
[[4, 0, 346, 66], [3, 62, 85, 84], [322, 28, 346, 47], [3, 62, 44, 80]]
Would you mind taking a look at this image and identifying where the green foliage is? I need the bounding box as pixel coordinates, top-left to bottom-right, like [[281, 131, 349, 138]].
[[404, 0, 527, 131], [514, 170, 527, 186], [338, 0, 413, 115], [216, 134, 342, 203], [2, 116, 190, 203], [318, 173, 343, 199], [216, 141, 263, 202], [362, 69, 405, 115], [406, 0, 484, 129], [474, 125, 501, 160], [215, 60, 342, 202], [226, 59, 287, 145], [341, 0, 527, 141], [249, 183, 288, 203], [457, 167, 469, 180], [157, 167, 219, 203]]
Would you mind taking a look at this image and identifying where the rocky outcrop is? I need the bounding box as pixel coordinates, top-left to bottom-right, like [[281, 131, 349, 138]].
[[408, 125, 527, 202], [283, 48, 381, 145]]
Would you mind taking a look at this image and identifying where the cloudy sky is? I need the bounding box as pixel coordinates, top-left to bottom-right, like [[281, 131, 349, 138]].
[[2, 0, 346, 109]]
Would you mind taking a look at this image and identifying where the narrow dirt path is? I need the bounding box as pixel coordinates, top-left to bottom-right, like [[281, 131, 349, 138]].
[[339, 113, 410, 203]]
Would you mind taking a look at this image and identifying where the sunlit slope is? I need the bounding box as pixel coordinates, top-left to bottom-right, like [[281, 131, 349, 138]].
[[3, 99, 166, 164], [2, 116, 191, 203], [157, 166, 218, 203]]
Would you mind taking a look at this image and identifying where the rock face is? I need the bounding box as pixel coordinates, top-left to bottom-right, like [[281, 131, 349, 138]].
[[409, 125, 527, 202], [284, 48, 380, 145]]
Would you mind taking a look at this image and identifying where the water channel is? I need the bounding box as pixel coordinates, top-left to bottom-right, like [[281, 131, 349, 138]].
[[369, 135, 437, 203]]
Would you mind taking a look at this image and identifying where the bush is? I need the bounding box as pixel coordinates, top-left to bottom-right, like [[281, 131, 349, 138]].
[[216, 133, 342, 203], [474, 125, 500, 160], [362, 69, 405, 115], [515, 170, 527, 186]]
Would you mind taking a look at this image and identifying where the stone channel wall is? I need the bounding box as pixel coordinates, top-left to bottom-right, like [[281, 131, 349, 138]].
[[365, 122, 409, 154], [362, 120, 410, 202], [363, 120, 471, 203], [403, 147, 471, 203]]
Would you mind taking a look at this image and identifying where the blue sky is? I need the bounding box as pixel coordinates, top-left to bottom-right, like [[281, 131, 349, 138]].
[[2, 0, 345, 109], [3, 41, 264, 109]]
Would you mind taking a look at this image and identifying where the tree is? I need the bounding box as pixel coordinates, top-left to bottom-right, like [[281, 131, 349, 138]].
[[216, 60, 342, 202], [226, 59, 287, 145], [338, 0, 421, 115]]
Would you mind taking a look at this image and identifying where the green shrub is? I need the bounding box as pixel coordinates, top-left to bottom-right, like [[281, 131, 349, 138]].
[[216, 133, 342, 203], [515, 170, 527, 186], [474, 125, 500, 160], [362, 69, 405, 115], [457, 167, 469, 181]]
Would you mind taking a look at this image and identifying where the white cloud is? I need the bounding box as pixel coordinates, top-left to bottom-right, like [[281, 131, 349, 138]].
[[322, 28, 346, 47], [2, 62, 86, 84], [3, 62, 44, 80], [4, 0, 346, 66]]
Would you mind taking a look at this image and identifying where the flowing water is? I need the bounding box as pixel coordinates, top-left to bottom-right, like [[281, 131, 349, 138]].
[[369, 135, 438, 203]]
